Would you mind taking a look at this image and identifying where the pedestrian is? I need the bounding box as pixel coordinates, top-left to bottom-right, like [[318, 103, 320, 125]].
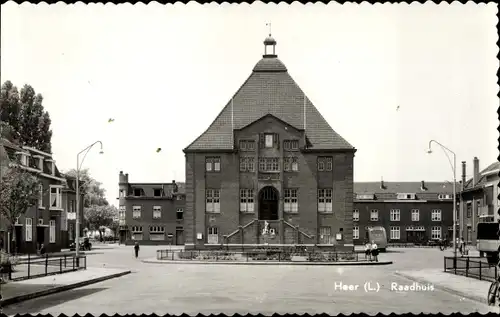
[[134, 241, 140, 258], [364, 241, 372, 260], [371, 240, 379, 262], [40, 243, 46, 255], [460, 238, 466, 256]]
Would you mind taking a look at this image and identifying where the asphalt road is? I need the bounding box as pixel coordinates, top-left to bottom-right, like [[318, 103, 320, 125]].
[[2, 245, 494, 315]]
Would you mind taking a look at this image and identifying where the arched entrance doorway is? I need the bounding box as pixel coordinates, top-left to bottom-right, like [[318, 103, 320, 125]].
[[259, 186, 279, 220]]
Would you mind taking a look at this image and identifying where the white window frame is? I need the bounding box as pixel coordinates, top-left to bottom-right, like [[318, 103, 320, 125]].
[[370, 209, 379, 221], [411, 209, 420, 222], [132, 205, 142, 219], [319, 227, 331, 244], [206, 189, 221, 213], [49, 219, 56, 243], [207, 227, 218, 244], [284, 189, 298, 213], [431, 226, 442, 239], [38, 184, 44, 208], [390, 226, 400, 240], [318, 189, 333, 213], [431, 209, 442, 221], [390, 209, 400, 221], [240, 189, 255, 213], [153, 206, 162, 219], [353, 226, 359, 240], [265, 134, 273, 148], [25, 218, 33, 242], [353, 209, 359, 221], [49, 185, 63, 209]]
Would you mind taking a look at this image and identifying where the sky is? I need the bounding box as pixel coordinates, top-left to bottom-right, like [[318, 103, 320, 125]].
[[1, 2, 498, 207]]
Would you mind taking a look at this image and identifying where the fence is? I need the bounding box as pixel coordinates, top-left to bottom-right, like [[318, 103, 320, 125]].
[[1, 253, 87, 281], [444, 256, 497, 282], [157, 249, 378, 263]]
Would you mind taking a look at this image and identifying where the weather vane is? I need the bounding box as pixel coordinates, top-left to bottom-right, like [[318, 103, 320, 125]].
[[266, 22, 271, 36]]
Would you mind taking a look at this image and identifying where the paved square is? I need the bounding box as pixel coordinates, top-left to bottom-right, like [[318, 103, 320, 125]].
[[3, 246, 496, 315]]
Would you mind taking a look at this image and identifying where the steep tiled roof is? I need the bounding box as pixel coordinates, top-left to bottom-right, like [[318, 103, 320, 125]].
[[463, 161, 499, 190], [185, 38, 354, 151], [354, 181, 456, 201]]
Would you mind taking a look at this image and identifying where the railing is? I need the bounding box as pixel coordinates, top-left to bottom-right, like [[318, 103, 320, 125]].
[[0, 253, 87, 282], [156, 249, 376, 263], [444, 256, 497, 282]]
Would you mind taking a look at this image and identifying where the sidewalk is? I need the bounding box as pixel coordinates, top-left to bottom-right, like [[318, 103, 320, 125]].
[[394, 268, 491, 304], [142, 257, 393, 266], [0, 267, 131, 308]]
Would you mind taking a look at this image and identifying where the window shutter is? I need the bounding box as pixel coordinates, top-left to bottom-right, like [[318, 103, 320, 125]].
[[274, 133, 279, 148]]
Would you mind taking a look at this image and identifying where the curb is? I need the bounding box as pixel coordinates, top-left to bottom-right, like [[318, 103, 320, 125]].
[[394, 272, 488, 305], [142, 259, 393, 266], [0, 270, 131, 308]]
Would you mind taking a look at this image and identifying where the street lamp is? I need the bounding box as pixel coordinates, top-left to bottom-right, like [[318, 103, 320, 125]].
[[76, 141, 103, 259], [427, 140, 457, 258]]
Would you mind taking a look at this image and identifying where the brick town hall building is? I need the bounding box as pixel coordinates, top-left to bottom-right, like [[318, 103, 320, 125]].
[[183, 35, 357, 251]]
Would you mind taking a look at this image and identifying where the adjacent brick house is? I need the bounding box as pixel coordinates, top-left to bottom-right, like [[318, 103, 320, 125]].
[[117, 171, 186, 245], [183, 35, 356, 251], [353, 180, 456, 245], [459, 158, 499, 245], [0, 139, 84, 254]]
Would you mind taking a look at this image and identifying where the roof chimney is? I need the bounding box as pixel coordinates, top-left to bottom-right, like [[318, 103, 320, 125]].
[[420, 181, 426, 191], [473, 157, 480, 186], [461, 161, 466, 190], [380, 180, 385, 190]]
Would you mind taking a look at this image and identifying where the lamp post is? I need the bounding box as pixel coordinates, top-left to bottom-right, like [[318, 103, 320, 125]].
[[427, 140, 457, 258], [76, 141, 103, 259]]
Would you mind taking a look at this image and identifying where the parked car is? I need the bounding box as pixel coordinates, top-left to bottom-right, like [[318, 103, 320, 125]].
[[69, 237, 92, 251]]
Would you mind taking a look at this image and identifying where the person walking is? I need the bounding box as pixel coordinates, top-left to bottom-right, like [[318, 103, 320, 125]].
[[371, 240, 379, 262], [364, 241, 372, 261], [134, 242, 140, 258]]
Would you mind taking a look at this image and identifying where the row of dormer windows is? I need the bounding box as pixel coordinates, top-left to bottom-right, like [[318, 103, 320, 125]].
[[16, 152, 55, 175], [119, 188, 184, 199], [238, 137, 300, 151], [352, 209, 443, 222], [355, 193, 454, 201], [207, 156, 334, 173]]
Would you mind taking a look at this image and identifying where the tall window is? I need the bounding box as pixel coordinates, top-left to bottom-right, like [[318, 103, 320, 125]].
[[240, 189, 255, 212], [370, 209, 379, 221], [119, 206, 126, 219], [49, 186, 62, 209], [265, 134, 274, 148], [25, 218, 33, 242], [258, 158, 280, 172], [153, 206, 162, 219], [317, 157, 333, 171], [205, 157, 221, 172], [318, 189, 333, 213], [283, 157, 299, 172], [390, 226, 400, 240], [467, 203, 472, 218], [390, 209, 400, 221], [353, 209, 359, 221], [319, 227, 332, 244], [431, 209, 442, 221], [260, 133, 279, 148], [431, 226, 442, 239], [411, 209, 420, 221], [353, 226, 359, 240], [176, 208, 184, 220], [38, 184, 43, 208], [206, 189, 221, 213], [207, 227, 218, 244], [49, 219, 56, 243], [284, 189, 298, 213], [283, 140, 299, 151], [240, 157, 255, 172], [132, 206, 141, 219]]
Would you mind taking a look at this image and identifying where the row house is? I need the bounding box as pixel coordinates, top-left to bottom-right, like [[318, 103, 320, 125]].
[[0, 139, 84, 254], [183, 35, 356, 251], [459, 158, 499, 244], [352, 180, 456, 244], [117, 171, 186, 245]]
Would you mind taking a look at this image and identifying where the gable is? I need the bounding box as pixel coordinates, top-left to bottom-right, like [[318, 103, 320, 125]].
[[184, 54, 354, 152]]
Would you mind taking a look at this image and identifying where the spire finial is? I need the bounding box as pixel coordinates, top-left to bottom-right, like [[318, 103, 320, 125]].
[[266, 22, 271, 36]]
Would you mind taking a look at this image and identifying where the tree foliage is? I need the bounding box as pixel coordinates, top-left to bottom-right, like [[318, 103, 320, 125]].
[[64, 168, 109, 207], [0, 81, 53, 153], [0, 168, 41, 250], [85, 205, 118, 239]]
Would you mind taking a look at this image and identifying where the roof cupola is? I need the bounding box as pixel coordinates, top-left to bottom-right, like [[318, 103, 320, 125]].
[[263, 23, 277, 58]]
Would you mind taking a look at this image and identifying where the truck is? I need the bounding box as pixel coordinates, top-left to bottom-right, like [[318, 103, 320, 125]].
[[477, 214, 500, 265]]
